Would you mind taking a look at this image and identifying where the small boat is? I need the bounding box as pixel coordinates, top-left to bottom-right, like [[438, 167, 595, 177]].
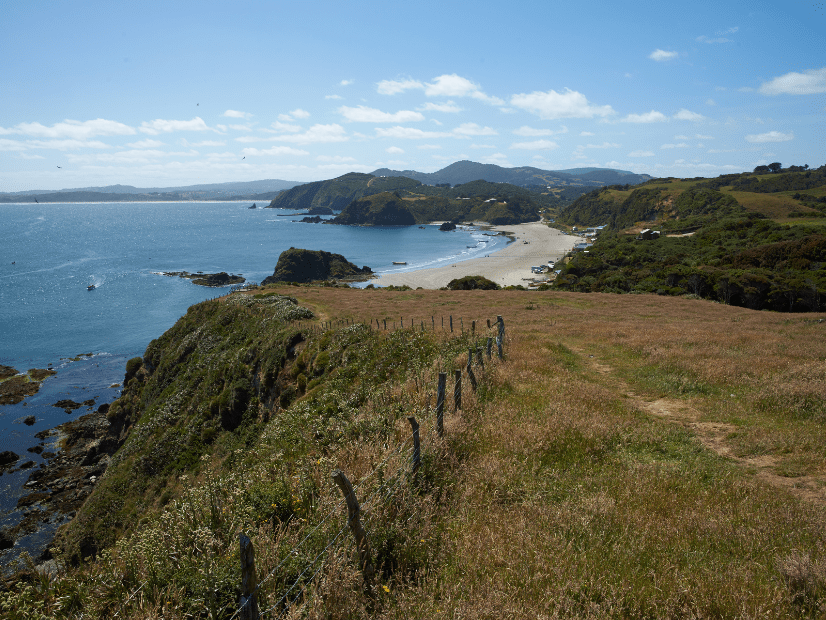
[[418, 226, 426, 229], [392, 261, 407, 265], [87, 284, 96, 290]]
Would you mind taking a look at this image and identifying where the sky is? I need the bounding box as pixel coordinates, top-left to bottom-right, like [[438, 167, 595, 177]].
[[1, 0, 824, 192]]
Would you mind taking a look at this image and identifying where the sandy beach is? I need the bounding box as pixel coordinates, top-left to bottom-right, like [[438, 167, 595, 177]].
[[371, 221, 577, 289]]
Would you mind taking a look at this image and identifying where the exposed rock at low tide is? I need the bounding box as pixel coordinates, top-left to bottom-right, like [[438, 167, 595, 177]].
[[0, 368, 57, 405], [261, 247, 373, 285], [157, 271, 245, 287]]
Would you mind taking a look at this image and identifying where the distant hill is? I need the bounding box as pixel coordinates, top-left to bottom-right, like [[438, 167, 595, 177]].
[[552, 166, 826, 312], [371, 160, 652, 189], [0, 178, 301, 203]]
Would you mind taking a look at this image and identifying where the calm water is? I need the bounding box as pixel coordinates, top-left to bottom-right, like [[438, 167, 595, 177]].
[[0, 201, 507, 564]]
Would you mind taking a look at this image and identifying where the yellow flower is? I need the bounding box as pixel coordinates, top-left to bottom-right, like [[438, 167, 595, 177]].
[[382, 585, 390, 593]]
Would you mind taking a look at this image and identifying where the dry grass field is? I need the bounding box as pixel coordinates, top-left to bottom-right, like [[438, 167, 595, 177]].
[[283, 286, 826, 618], [6, 287, 825, 619]]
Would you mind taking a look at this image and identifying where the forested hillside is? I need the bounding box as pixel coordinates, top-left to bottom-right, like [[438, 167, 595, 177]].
[[553, 166, 826, 311]]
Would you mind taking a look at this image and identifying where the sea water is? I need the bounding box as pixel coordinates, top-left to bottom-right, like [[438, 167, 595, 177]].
[[0, 201, 507, 563]]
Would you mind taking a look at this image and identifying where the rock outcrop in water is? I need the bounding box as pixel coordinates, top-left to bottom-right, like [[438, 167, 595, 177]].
[[261, 248, 373, 284], [331, 192, 416, 226]]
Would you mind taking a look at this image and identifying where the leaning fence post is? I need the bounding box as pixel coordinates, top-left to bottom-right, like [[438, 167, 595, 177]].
[[239, 533, 260, 620], [407, 416, 420, 474], [466, 348, 478, 391], [467, 347, 473, 371], [436, 372, 446, 437], [476, 346, 484, 368], [332, 470, 374, 583], [454, 369, 461, 411]]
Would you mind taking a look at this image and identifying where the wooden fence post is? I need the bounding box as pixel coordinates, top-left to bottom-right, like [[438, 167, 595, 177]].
[[476, 346, 484, 368], [487, 318, 491, 329], [332, 470, 374, 583], [454, 369, 461, 412], [432, 316, 435, 330], [239, 533, 260, 620], [472, 320, 475, 335], [384, 319, 387, 330], [407, 416, 420, 474], [467, 347, 473, 371], [487, 337, 493, 360], [449, 315, 453, 332], [497, 315, 504, 359], [436, 372, 446, 437]]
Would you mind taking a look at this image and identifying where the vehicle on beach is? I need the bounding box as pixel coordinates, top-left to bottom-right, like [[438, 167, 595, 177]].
[[87, 284, 96, 290]]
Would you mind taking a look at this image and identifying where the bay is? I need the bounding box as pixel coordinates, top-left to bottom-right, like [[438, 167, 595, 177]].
[[0, 201, 507, 566]]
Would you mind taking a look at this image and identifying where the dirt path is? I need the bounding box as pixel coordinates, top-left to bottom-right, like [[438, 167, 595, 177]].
[[587, 357, 826, 506]]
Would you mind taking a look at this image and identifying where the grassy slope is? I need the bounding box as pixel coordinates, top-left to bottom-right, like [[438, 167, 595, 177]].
[[5, 288, 826, 618]]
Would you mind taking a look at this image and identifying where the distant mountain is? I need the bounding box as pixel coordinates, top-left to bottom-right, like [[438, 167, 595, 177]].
[[0, 178, 301, 202], [371, 160, 652, 189]]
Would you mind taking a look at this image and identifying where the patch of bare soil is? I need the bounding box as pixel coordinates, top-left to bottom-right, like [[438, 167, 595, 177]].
[[586, 354, 826, 507]]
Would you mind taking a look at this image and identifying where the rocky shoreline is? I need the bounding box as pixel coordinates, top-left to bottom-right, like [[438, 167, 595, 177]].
[[155, 270, 245, 287], [0, 404, 121, 568]]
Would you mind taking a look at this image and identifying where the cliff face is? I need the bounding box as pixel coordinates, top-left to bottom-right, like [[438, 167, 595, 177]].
[[332, 192, 416, 226], [58, 295, 314, 561], [261, 248, 373, 284]]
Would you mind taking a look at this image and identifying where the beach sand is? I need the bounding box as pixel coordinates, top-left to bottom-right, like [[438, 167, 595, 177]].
[[371, 221, 577, 289]]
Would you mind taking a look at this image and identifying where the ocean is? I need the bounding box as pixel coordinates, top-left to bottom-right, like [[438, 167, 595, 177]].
[[0, 201, 507, 564]]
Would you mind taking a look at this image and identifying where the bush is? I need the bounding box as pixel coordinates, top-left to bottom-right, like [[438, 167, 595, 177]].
[[447, 275, 500, 290]]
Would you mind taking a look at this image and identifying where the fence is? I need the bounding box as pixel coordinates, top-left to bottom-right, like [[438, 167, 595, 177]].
[[229, 314, 507, 619], [114, 313, 507, 619]]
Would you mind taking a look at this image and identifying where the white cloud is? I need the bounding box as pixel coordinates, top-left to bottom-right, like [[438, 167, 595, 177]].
[[745, 131, 794, 143], [325, 94, 343, 100], [674, 135, 689, 140], [386, 146, 404, 154], [340, 79, 354, 86], [229, 124, 254, 131], [127, 139, 165, 149], [185, 140, 226, 147], [621, 110, 667, 123], [317, 155, 356, 162], [424, 74, 504, 105], [759, 68, 826, 95], [273, 124, 349, 144], [0, 138, 31, 150], [418, 101, 462, 113], [0, 118, 135, 139], [290, 109, 310, 119], [674, 108, 706, 121], [649, 49, 678, 61], [481, 153, 510, 166], [469, 144, 495, 149], [696, 134, 713, 140], [25, 139, 111, 150], [513, 125, 567, 136], [242, 146, 310, 156], [139, 117, 212, 135], [223, 110, 251, 119], [661, 143, 689, 149], [706, 98, 716, 106], [417, 144, 441, 150], [452, 122, 497, 136], [510, 140, 559, 150], [510, 88, 614, 120], [376, 126, 450, 140], [269, 121, 301, 133], [377, 78, 424, 95], [629, 150, 655, 157], [696, 35, 732, 44], [580, 131, 595, 136], [338, 105, 424, 123], [585, 142, 620, 149]]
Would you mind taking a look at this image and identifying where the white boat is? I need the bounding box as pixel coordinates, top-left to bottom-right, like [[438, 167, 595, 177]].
[[392, 261, 407, 265]]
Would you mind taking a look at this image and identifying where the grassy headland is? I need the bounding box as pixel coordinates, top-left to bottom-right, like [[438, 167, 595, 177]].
[[3, 287, 826, 618]]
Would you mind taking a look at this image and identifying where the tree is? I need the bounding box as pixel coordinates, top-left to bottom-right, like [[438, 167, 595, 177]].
[[753, 165, 770, 174], [768, 162, 782, 173]]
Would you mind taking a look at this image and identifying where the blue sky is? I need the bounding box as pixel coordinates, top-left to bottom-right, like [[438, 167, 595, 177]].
[[1, 0, 824, 191]]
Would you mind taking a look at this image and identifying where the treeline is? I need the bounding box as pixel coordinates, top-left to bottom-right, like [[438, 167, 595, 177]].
[[697, 165, 826, 193], [554, 216, 826, 312]]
